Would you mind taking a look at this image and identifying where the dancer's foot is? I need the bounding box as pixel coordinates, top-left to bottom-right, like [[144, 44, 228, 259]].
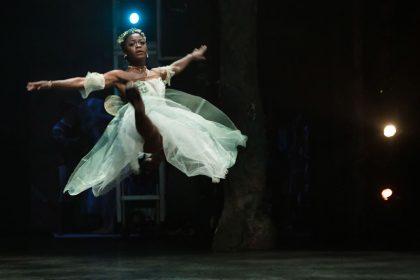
[[142, 149, 165, 174]]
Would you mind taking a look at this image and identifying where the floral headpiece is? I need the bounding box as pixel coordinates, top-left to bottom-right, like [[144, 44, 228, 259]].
[[117, 28, 146, 46]]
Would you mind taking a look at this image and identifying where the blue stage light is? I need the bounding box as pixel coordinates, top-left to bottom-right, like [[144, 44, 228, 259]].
[[129, 12, 140, 25]]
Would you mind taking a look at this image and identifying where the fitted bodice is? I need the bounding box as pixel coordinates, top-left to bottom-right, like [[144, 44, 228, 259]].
[[134, 77, 166, 98]]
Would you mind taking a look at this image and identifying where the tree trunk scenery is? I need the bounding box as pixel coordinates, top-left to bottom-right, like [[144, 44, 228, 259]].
[[212, 0, 277, 252]]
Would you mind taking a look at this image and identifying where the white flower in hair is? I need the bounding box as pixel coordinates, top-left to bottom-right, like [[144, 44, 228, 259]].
[[117, 28, 147, 45]]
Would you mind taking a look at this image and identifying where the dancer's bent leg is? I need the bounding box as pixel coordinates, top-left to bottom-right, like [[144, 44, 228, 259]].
[[125, 86, 163, 154]]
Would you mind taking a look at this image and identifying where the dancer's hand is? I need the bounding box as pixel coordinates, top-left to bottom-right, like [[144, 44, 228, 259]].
[[190, 45, 207, 61], [26, 80, 52, 91]]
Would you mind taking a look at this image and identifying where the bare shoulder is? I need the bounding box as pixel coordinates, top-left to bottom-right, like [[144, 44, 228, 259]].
[[103, 69, 123, 79], [108, 69, 126, 76], [150, 67, 164, 74], [106, 69, 137, 80], [150, 67, 166, 79]]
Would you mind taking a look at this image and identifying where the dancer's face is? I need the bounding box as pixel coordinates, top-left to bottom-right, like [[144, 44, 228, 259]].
[[124, 33, 148, 63]]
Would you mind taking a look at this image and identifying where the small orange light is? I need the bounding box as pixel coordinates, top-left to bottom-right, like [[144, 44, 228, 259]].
[[383, 124, 397, 138], [381, 188, 393, 201]]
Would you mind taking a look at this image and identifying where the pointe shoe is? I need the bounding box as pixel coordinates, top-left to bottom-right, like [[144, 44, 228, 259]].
[[141, 149, 165, 175]]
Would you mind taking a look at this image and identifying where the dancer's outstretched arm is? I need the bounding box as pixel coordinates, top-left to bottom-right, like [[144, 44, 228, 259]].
[[26, 70, 138, 92], [169, 45, 207, 75], [150, 45, 207, 84]]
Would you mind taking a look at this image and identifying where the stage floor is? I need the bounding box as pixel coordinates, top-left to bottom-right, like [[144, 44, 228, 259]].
[[1, 235, 420, 279]]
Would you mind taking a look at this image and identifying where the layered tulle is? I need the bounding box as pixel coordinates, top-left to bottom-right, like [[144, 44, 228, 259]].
[[64, 78, 247, 197]]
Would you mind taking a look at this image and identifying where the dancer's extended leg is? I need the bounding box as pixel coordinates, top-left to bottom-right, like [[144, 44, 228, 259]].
[[125, 85, 163, 154]]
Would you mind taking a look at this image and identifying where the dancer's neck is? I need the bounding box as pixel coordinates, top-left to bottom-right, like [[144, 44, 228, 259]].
[[127, 65, 147, 73]]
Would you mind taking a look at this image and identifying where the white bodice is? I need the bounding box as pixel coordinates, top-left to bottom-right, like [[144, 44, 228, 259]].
[[133, 77, 166, 98]]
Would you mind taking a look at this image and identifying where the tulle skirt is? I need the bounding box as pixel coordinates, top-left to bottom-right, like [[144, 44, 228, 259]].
[[64, 89, 247, 197]]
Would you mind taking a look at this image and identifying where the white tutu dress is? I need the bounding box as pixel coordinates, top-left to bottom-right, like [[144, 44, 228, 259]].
[[64, 66, 247, 197]]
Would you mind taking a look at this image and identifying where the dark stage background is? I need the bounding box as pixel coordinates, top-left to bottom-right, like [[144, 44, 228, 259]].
[[4, 0, 420, 249]]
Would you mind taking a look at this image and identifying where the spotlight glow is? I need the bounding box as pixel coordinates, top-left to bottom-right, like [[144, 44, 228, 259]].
[[129, 12, 140, 24], [383, 124, 397, 137], [381, 188, 393, 201]]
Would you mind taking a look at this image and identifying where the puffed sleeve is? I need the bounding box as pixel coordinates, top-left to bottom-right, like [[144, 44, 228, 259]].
[[157, 66, 175, 86], [80, 72, 105, 99]]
